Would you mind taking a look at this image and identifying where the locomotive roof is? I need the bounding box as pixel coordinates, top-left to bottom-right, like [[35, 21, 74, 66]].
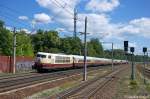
[[37, 52, 71, 57], [37, 52, 126, 61]]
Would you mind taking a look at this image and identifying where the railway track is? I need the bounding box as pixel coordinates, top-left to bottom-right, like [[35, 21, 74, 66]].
[[54, 65, 128, 99], [0, 72, 38, 81], [137, 65, 150, 79], [0, 66, 112, 93], [144, 67, 150, 75]]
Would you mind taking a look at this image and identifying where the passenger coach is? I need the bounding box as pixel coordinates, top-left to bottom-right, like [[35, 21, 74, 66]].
[[34, 52, 127, 72]]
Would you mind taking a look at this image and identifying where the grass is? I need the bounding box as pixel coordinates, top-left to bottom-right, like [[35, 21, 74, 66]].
[[129, 80, 139, 90], [114, 67, 150, 99], [146, 83, 150, 92]]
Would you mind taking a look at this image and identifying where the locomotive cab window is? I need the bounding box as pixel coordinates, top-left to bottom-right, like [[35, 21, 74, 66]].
[[41, 55, 46, 58], [37, 54, 41, 57], [36, 54, 46, 58]]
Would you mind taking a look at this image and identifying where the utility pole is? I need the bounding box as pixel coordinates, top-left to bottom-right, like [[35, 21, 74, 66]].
[[147, 52, 149, 67], [130, 47, 135, 80], [83, 16, 87, 81], [13, 27, 16, 74], [143, 52, 146, 84], [74, 8, 77, 38], [112, 43, 114, 71], [131, 52, 134, 80]]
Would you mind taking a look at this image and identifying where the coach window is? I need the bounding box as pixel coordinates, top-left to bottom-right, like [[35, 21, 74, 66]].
[[48, 55, 51, 59]]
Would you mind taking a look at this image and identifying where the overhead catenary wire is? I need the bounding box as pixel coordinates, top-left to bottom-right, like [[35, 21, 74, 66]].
[[0, 6, 30, 28], [60, 0, 75, 11], [0, 4, 32, 19], [52, 0, 74, 16], [0, 5, 44, 33], [51, 0, 84, 22], [0, 1, 85, 36], [0, 2, 74, 32], [0, 14, 30, 29]]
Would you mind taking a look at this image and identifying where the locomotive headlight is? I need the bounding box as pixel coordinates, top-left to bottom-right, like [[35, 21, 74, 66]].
[[36, 57, 41, 63]]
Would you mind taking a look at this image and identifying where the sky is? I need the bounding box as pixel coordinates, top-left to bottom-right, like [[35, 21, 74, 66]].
[[0, 0, 150, 54]]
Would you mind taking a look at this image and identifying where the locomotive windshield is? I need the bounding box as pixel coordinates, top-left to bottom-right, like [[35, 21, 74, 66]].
[[37, 54, 46, 58]]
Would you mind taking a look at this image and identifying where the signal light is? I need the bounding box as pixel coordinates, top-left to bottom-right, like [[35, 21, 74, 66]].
[[124, 41, 128, 52], [143, 47, 147, 53], [130, 47, 134, 53]]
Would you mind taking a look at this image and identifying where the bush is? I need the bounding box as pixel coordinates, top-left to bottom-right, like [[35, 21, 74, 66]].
[[130, 80, 138, 89]]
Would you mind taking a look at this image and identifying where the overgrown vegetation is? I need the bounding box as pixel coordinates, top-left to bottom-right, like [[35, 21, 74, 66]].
[[129, 80, 138, 89]]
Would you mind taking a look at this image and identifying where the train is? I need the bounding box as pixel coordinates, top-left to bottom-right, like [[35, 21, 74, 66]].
[[33, 52, 127, 72]]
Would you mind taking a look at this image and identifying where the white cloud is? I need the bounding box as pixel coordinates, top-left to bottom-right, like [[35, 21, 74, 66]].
[[36, 0, 123, 39], [21, 28, 31, 34], [129, 42, 137, 47], [36, 0, 80, 11], [86, 0, 120, 13], [34, 0, 150, 55], [36, 0, 80, 30], [120, 17, 150, 37], [35, 0, 150, 41], [55, 28, 66, 32], [77, 13, 124, 40], [5, 26, 13, 31], [18, 16, 28, 20], [34, 13, 51, 24]]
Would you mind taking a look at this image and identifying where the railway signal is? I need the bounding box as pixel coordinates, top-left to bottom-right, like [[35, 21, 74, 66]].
[[143, 47, 147, 84], [124, 41, 128, 52], [130, 47, 135, 80], [124, 41, 129, 65], [130, 47, 134, 53], [143, 47, 147, 53]]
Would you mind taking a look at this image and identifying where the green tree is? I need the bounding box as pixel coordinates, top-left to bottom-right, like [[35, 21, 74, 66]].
[[31, 30, 60, 53], [0, 20, 13, 55], [60, 37, 82, 55], [87, 42, 97, 57], [87, 38, 103, 57], [104, 49, 126, 60], [16, 31, 34, 56], [0, 20, 34, 56], [0, 20, 4, 28]]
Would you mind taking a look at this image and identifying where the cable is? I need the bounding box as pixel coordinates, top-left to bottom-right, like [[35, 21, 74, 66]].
[[0, 2, 85, 36], [61, 0, 74, 10], [0, 4, 32, 19], [0, 15, 30, 29], [0, 7, 30, 27], [52, 0, 74, 16]]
